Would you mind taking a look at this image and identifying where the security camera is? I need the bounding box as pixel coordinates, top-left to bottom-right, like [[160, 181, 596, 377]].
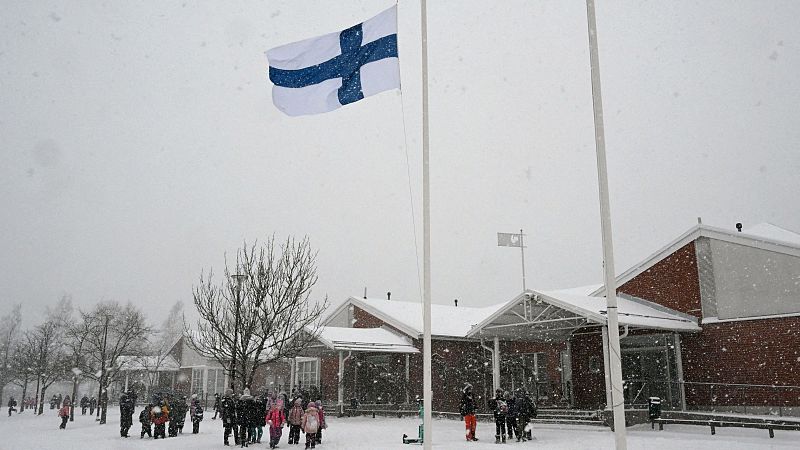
[[523, 293, 532, 300]]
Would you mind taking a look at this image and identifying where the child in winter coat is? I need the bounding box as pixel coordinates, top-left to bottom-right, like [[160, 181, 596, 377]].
[[313, 401, 326, 444], [190, 394, 204, 434], [491, 389, 508, 443], [286, 399, 304, 445], [150, 404, 169, 439], [505, 391, 518, 441], [301, 403, 320, 449], [265, 400, 285, 449], [58, 403, 70, 429], [139, 404, 153, 438]]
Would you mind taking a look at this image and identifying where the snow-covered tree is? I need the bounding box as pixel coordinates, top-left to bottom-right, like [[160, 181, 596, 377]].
[[187, 236, 328, 392], [0, 303, 22, 404]]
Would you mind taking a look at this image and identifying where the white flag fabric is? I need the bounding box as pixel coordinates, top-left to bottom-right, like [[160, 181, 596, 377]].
[[266, 6, 400, 116], [497, 232, 523, 247]]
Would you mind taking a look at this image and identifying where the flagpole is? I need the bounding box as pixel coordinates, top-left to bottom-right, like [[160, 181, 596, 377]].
[[585, 1, 627, 449], [519, 229, 526, 290], [420, 1, 433, 449]]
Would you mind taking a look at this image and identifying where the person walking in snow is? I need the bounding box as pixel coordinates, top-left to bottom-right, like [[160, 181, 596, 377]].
[[58, 401, 70, 429], [7, 396, 17, 416], [221, 388, 239, 446], [139, 404, 153, 438], [80, 395, 89, 415], [286, 398, 304, 445], [491, 388, 508, 443], [301, 402, 320, 449], [236, 388, 255, 447], [459, 383, 478, 442], [212, 392, 221, 420], [190, 394, 204, 434], [151, 403, 169, 439], [171, 395, 188, 435], [514, 388, 536, 442], [119, 390, 136, 438], [89, 396, 97, 415], [505, 391, 518, 441], [253, 393, 267, 444], [313, 400, 326, 444], [266, 399, 285, 449]]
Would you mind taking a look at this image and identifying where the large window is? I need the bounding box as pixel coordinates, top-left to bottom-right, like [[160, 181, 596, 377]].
[[206, 368, 226, 395], [191, 368, 204, 396], [296, 358, 319, 389]]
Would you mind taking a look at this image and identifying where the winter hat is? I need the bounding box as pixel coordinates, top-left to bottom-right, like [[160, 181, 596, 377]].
[[191, 394, 197, 400], [243, 388, 251, 397], [463, 383, 473, 393], [225, 388, 233, 396]]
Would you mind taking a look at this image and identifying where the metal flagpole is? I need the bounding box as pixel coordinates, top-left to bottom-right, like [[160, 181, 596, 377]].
[[585, 1, 627, 448], [519, 229, 526, 290], [420, 1, 433, 448]]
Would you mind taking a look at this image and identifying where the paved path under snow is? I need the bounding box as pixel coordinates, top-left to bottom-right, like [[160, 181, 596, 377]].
[[1, 408, 797, 449]]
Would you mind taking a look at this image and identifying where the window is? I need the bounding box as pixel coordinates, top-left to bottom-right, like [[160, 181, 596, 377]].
[[296, 358, 319, 389], [206, 368, 226, 395], [191, 368, 204, 396]]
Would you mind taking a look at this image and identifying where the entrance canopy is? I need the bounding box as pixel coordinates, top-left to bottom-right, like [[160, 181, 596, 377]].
[[308, 326, 419, 354], [467, 288, 700, 341]]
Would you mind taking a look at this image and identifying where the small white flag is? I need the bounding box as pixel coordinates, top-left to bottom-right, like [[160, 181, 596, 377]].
[[497, 232, 523, 247], [266, 6, 400, 116]]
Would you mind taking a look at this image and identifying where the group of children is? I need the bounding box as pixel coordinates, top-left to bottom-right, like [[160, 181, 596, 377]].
[[137, 394, 204, 439], [217, 388, 327, 449]]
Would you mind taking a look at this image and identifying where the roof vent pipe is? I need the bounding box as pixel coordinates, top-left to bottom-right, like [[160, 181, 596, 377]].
[[364, 287, 367, 299], [387, 291, 391, 300], [736, 223, 743, 232], [454, 299, 458, 307], [697, 217, 702, 225]]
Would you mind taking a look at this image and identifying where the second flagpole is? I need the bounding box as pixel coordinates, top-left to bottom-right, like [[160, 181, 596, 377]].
[[420, 0, 433, 449]]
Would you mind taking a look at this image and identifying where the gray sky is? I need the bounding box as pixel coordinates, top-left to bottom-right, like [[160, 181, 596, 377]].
[[2, 1, 799, 326]]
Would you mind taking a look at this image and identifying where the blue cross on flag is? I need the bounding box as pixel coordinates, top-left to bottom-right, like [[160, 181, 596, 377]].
[[266, 6, 400, 116]]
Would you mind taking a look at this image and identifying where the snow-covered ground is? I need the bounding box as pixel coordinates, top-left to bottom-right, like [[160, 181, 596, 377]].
[[1, 408, 797, 449]]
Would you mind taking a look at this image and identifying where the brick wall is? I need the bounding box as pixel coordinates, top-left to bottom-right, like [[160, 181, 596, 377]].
[[619, 241, 702, 318], [569, 332, 606, 409]]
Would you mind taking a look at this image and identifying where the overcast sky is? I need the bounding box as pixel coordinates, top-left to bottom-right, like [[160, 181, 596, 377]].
[[2, 0, 799, 327]]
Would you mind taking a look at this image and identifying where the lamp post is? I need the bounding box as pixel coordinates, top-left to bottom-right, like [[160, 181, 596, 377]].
[[229, 273, 247, 393], [70, 367, 82, 421]]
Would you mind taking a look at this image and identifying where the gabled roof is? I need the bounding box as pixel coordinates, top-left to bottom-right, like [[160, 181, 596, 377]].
[[117, 355, 180, 372], [312, 326, 419, 353], [467, 288, 700, 339], [591, 222, 800, 297], [324, 296, 506, 339]]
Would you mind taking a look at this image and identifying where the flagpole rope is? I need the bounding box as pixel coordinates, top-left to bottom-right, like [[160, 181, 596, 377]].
[[398, 70, 424, 305], [395, 1, 423, 304]]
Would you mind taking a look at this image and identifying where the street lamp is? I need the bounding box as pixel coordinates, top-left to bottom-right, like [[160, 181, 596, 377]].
[[229, 273, 247, 393], [70, 367, 82, 421]]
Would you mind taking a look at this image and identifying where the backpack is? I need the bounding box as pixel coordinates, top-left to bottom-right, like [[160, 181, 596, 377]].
[[497, 400, 508, 415], [304, 412, 319, 433]]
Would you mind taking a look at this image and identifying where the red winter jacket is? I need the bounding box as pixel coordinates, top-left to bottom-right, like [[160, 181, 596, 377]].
[[58, 406, 70, 418], [266, 408, 285, 428]]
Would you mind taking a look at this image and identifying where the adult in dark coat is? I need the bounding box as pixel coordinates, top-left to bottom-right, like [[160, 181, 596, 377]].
[[514, 388, 536, 442], [236, 389, 255, 448], [7, 397, 17, 416], [89, 396, 97, 415], [220, 388, 239, 446], [490, 388, 508, 443], [119, 391, 136, 438], [212, 393, 221, 420], [80, 395, 89, 415], [505, 391, 519, 441], [253, 394, 267, 444]]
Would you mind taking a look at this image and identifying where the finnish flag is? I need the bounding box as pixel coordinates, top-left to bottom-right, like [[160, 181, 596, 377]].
[[266, 6, 400, 116]]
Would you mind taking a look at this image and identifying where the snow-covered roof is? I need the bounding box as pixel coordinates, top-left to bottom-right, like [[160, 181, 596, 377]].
[[330, 296, 506, 339], [591, 222, 800, 297], [117, 355, 180, 372], [467, 288, 700, 339], [312, 326, 419, 353]]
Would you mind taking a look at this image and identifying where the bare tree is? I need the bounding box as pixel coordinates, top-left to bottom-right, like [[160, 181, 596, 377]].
[[10, 336, 36, 412], [27, 320, 70, 414], [0, 303, 22, 404], [135, 301, 184, 395], [74, 301, 149, 424], [186, 236, 328, 393]]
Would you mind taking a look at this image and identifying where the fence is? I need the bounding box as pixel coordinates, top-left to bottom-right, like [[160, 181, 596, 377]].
[[623, 379, 800, 416]]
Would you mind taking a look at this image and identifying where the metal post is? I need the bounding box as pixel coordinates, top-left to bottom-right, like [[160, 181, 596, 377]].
[[519, 229, 527, 290], [337, 351, 345, 414], [601, 326, 612, 409], [586, 1, 627, 447], [421, 0, 433, 448], [673, 333, 687, 411], [230, 273, 246, 393], [405, 354, 410, 405], [493, 336, 501, 392]]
